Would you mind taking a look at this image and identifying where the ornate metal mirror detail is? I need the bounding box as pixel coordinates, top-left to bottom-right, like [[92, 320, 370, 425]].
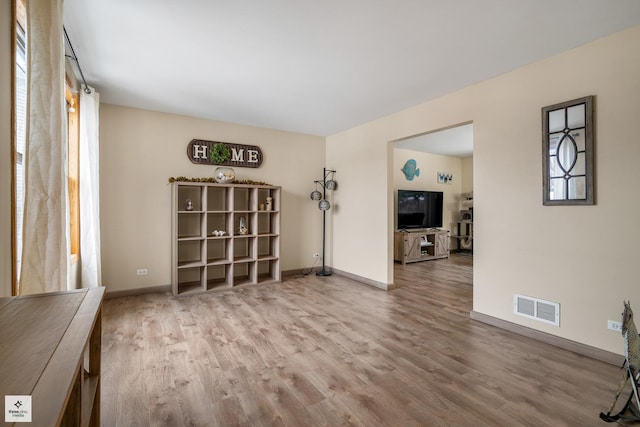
[[542, 95, 594, 205]]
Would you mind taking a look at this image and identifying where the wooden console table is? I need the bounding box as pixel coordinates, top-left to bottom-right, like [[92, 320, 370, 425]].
[[394, 229, 450, 264], [0, 287, 105, 427]]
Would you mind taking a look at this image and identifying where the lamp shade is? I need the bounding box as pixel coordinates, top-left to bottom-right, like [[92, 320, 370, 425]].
[[318, 199, 330, 211], [325, 179, 337, 191], [310, 190, 322, 201]]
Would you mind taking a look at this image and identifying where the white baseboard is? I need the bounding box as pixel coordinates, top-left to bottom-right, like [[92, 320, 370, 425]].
[[470, 310, 623, 366], [282, 267, 395, 290], [331, 267, 397, 290], [105, 284, 171, 299]]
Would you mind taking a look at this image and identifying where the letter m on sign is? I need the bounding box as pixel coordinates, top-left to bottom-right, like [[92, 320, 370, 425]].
[[231, 148, 244, 162]]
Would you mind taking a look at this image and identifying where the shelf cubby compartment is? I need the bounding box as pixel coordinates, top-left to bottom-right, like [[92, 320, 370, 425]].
[[177, 239, 204, 267], [257, 235, 279, 259], [257, 187, 279, 210], [257, 211, 279, 235], [233, 236, 255, 262], [207, 186, 230, 211], [177, 266, 205, 294], [234, 212, 256, 236], [206, 238, 231, 264], [177, 185, 204, 211], [177, 212, 204, 239], [206, 264, 232, 291], [207, 212, 231, 236], [233, 186, 255, 211], [233, 261, 255, 286], [257, 259, 280, 283], [421, 235, 435, 256]]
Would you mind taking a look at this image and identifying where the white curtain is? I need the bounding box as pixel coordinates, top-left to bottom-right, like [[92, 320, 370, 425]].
[[19, 0, 69, 295], [79, 87, 102, 288]]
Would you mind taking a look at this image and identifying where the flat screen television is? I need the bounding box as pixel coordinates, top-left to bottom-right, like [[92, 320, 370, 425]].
[[397, 190, 443, 230]]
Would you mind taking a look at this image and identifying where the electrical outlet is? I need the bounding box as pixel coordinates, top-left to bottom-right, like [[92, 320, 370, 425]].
[[312, 253, 320, 259], [608, 320, 622, 332], [136, 269, 148, 276]]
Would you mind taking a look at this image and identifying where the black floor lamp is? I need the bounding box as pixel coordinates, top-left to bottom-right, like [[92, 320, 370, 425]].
[[310, 168, 337, 276]]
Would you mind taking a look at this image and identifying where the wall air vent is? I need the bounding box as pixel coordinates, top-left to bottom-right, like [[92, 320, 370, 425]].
[[514, 294, 560, 326]]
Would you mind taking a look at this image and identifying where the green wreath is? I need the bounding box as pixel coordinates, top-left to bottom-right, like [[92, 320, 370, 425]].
[[209, 142, 231, 164]]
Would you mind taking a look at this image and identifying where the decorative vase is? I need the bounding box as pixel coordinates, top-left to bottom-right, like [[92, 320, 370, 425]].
[[238, 216, 248, 235], [185, 199, 193, 211], [214, 167, 235, 184]]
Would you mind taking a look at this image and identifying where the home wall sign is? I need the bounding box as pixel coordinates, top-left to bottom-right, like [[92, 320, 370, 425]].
[[187, 139, 263, 168]]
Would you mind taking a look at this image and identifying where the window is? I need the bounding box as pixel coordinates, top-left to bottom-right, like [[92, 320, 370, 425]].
[[13, 0, 27, 292], [13, 0, 81, 294], [67, 81, 80, 257]]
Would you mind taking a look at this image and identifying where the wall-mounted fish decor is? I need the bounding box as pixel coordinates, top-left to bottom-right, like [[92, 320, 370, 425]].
[[401, 159, 420, 181]]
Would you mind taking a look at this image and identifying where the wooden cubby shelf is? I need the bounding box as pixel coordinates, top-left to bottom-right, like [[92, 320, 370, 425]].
[[172, 182, 281, 296]]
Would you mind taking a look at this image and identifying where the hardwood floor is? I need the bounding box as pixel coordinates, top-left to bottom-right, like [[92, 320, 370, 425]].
[[102, 255, 628, 426]]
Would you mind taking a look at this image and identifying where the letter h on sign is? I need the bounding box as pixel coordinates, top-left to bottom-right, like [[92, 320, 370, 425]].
[[192, 144, 208, 159]]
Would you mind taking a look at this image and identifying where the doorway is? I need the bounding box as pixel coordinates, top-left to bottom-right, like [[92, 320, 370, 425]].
[[391, 123, 474, 276]]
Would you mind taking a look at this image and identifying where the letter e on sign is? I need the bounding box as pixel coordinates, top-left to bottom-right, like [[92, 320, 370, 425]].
[[248, 150, 259, 163]]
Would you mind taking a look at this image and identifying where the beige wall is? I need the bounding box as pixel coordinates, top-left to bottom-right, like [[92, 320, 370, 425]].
[[461, 156, 473, 194], [328, 25, 640, 354], [0, 1, 13, 297], [100, 105, 325, 293], [393, 148, 463, 232], [3, 3, 636, 355]]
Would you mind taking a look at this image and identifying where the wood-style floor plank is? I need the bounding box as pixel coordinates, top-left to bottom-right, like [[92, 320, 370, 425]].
[[102, 255, 629, 426]]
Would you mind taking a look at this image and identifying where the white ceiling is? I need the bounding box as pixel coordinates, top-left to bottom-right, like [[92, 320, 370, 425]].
[[395, 124, 473, 157], [63, 0, 640, 137]]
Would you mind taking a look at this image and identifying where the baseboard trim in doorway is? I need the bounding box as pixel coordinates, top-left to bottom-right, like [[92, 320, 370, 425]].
[[282, 266, 395, 290], [470, 310, 623, 366], [331, 268, 397, 291]]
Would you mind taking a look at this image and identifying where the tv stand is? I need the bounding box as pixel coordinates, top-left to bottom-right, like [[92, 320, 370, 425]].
[[394, 229, 449, 264]]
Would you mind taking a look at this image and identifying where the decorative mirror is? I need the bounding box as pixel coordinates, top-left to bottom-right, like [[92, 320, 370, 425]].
[[542, 95, 594, 205]]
